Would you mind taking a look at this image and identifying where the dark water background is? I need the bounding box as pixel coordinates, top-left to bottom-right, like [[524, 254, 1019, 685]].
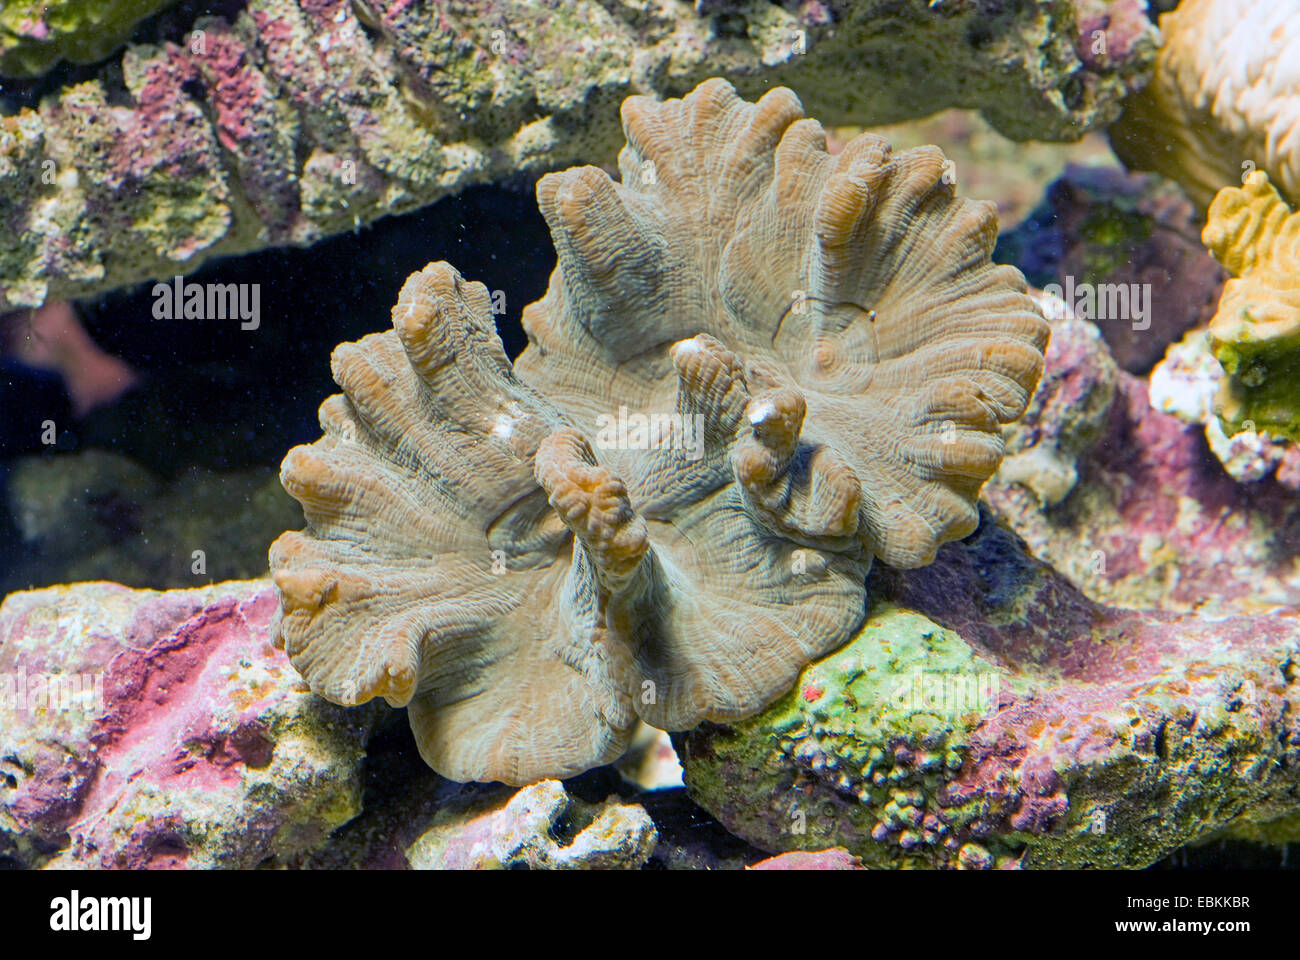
[[0, 182, 553, 592]]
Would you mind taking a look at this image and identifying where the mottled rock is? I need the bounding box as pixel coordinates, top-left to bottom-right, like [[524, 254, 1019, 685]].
[[285, 731, 740, 870], [0, 0, 1156, 309], [0, 579, 380, 868], [679, 520, 1300, 868], [1149, 328, 1296, 487], [986, 308, 1300, 613], [997, 164, 1226, 373], [995, 291, 1119, 506], [405, 779, 657, 870]]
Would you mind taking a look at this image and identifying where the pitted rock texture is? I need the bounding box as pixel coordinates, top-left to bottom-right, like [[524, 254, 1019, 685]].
[[678, 517, 1300, 869], [0, 0, 1156, 309], [987, 308, 1300, 614], [0, 580, 380, 869], [1149, 326, 1300, 488], [269, 79, 1047, 785], [405, 778, 657, 870], [994, 290, 1118, 507]]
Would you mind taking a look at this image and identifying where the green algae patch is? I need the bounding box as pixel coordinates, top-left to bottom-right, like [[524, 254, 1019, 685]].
[[680, 594, 1300, 868], [0, 0, 178, 77], [1212, 330, 1300, 439], [679, 604, 1025, 869]]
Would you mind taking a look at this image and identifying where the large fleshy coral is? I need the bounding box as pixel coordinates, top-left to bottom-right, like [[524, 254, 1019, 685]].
[[269, 79, 1048, 785], [1202, 171, 1300, 439], [1110, 0, 1300, 210]]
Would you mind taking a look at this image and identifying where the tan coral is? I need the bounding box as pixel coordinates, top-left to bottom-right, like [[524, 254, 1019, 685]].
[[269, 79, 1048, 785], [1110, 0, 1300, 210], [1202, 170, 1300, 438]]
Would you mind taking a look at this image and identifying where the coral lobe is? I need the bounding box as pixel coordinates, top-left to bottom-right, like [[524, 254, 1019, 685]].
[[269, 79, 1047, 785]]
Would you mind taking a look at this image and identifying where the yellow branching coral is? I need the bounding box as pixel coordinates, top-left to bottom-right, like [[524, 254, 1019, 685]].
[[1110, 0, 1300, 210], [1204, 171, 1300, 438], [268, 79, 1048, 785]]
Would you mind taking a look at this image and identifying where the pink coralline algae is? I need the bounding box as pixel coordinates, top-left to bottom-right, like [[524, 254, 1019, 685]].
[[0, 0, 1156, 309], [679, 516, 1300, 868], [0, 579, 667, 870], [986, 309, 1300, 613], [1072, 0, 1150, 69], [0, 581, 379, 869], [748, 848, 864, 870], [404, 779, 657, 870]]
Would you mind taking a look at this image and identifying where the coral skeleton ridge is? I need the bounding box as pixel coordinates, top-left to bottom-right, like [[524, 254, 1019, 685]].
[[269, 79, 1048, 785], [1203, 171, 1300, 439]]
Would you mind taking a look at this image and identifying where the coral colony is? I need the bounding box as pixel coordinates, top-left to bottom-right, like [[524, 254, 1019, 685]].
[[1202, 172, 1300, 440], [1111, 0, 1300, 209], [269, 80, 1047, 785], [4, 0, 1300, 874]]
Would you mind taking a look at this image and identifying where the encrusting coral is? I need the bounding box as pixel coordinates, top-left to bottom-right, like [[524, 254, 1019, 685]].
[[269, 79, 1048, 786], [1110, 0, 1300, 210], [1202, 171, 1300, 440]]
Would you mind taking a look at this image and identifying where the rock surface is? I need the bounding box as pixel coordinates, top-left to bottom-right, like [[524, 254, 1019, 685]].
[[1149, 327, 1300, 488], [0, 0, 177, 77], [0, 579, 381, 868], [0, 576, 696, 870], [986, 309, 1300, 613], [995, 291, 1118, 507], [748, 847, 864, 870], [997, 165, 1226, 374], [679, 517, 1300, 868], [5, 491, 1299, 870], [405, 779, 657, 870], [0, 0, 1156, 309]]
